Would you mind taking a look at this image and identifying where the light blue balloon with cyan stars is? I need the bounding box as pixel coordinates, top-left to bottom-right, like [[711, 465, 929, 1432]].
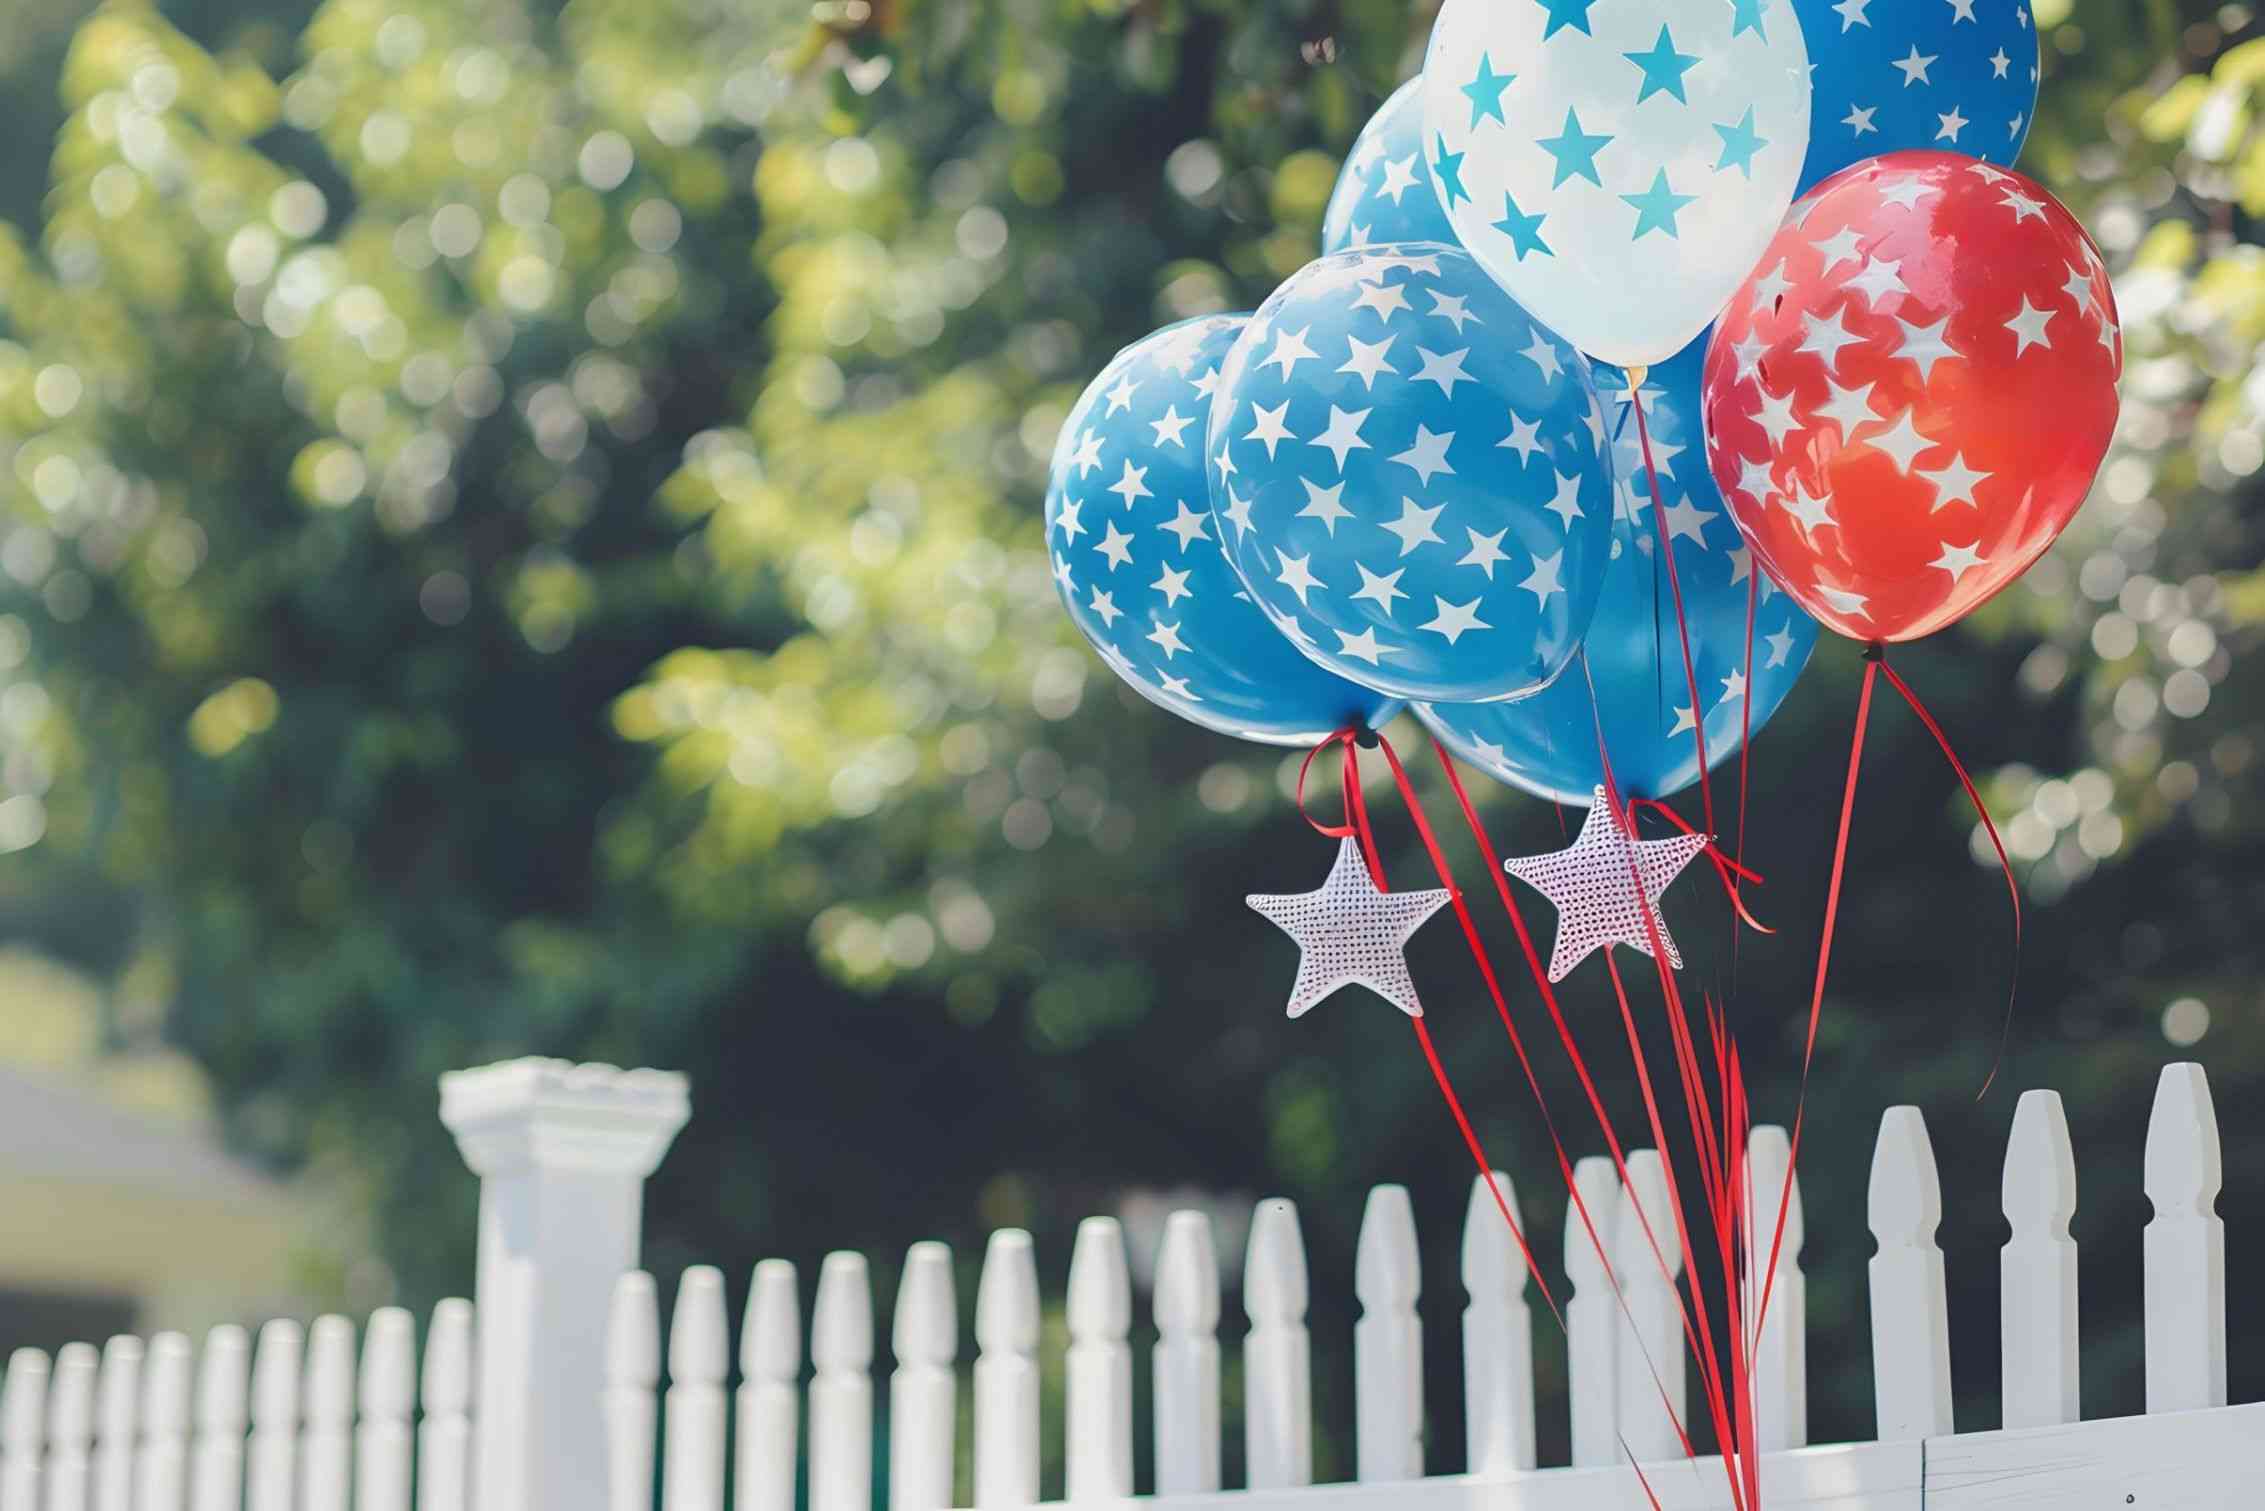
[[1417, 333, 1819, 805], [1793, 0, 2038, 193], [1206, 245, 1615, 704], [1322, 79, 1462, 256], [1045, 315, 1402, 747]]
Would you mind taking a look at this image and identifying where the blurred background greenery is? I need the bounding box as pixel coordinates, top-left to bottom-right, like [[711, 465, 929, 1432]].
[[0, 0, 2258, 1491]]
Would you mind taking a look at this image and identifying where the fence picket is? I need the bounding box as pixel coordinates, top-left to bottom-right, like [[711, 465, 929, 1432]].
[[735, 1262, 799, 1511], [2144, 1062, 2226, 1413], [300, 1315, 355, 1511], [889, 1244, 956, 1511], [134, 1334, 190, 1511], [45, 1342, 95, 1511], [1153, 1212, 1222, 1495], [1461, 1172, 1535, 1477], [808, 1252, 873, 1511], [2002, 1090, 2080, 1429], [245, 1321, 301, 1511], [187, 1327, 247, 1511], [604, 1272, 661, 1511], [416, 1301, 474, 1511], [356, 1308, 415, 1511], [1869, 1107, 1953, 1439], [90, 1337, 137, 1511], [1612, 1152, 1684, 1463], [1, 1350, 47, 1511], [1065, 1217, 1133, 1503], [974, 1231, 1040, 1507], [1243, 1199, 1312, 1491], [1564, 1157, 1619, 1469], [1745, 1125, 1807, 1452], [1354, 1185, 1422, 1484], [665, 1267, 730, 1511]]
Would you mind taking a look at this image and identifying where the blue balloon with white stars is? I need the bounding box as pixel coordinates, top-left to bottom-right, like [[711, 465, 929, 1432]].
[[1046, 315, 1402, 748], [1417, 333, 1820, 805], [1322, 80, 1462, 256], [1206, 245, 1615, 705], [1793, 0, 2038, 193]]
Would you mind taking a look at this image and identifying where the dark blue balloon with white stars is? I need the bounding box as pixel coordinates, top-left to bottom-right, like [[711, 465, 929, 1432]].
[[1794, 0, 2039, 193], [1046, 315, 1402, 747], [1207, 245, 1615, 704], [1418, 333, 1820, 805], [1322, 80, 1462, 256]]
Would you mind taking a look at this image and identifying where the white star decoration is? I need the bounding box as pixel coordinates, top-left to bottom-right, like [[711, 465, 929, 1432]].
[[1504, 792, 1714, 982], [1249, 840, 1453, 1019]]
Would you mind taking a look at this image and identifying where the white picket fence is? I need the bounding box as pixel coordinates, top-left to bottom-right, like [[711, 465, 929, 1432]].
[[600, 1064, 2257, 1511], [0, 1058, 2255, 1510], [0, 1302, 472, 1511]]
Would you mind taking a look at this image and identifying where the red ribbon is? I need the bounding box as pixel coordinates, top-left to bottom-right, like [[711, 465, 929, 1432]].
[[1632, 388, 1718, 844]]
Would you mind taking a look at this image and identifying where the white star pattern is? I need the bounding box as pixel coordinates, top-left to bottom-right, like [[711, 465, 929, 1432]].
[[1504, 794, 1714, 981], [1248, 840, 1452, 1019], [1380, 497, 1445, 557], [1311, 406, 1373, 470], [1421, 596, 1492, 645], [1391, 426, 1457, 486]]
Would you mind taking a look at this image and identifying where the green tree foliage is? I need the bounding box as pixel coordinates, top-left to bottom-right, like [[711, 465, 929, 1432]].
[[0, 0, 2258, 1480]]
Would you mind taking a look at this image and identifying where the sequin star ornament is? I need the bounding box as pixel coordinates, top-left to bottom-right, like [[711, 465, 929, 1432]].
[[1248, 840, 1454, 1018], [1502, 790, 1713, 982]]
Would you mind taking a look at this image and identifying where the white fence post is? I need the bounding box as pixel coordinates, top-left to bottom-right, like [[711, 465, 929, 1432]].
[[1564, 1157, 1619, 1469], [974, 1232, 1040, 1507], [246, 1321, 301, 1511], [1462, 1172, 1535, 1476], [1354, 1184, 1422, 1484], [135, 1334, 190, 1511], [808, 1252, 873, 1511], [735, 1262, 799, 1511], [603, 1272, 659, 1511], [188, 1327, 247, 1511], [1244, 1199, 1312, 1491], [889, 1244, 957, 1511], [1745, 1126, 1807, 1453], [356, 1309, 415, 1511], [300, 1316, 355, 1511], [441, 1059, 690, 1511], [2144, 1062, 2226, 1413], [46, 1341, 95, 1511], [665, 1268, 730, 1511], [2002, 1090, 2080, 1429], [1, 1349, 47, 1511], [1869, 1107, 1953, 1440], [417, 1301, 474, 1511], [92, 1336, 139, 1511], [1613, 1152, 1684, 1463], [1153, 1211, 1222, 1495], [1065, 1217, 1133, 1503]]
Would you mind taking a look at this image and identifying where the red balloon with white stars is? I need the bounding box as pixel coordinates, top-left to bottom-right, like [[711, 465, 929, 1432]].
[[1699, 151, 2122, 645]]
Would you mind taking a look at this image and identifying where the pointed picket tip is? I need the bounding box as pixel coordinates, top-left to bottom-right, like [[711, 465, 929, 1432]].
[[304, 1315, 357, 1421], [194, 1325, 249, 1430], [1246, 1199, 1310, 1322], [1869, 1106, 1943, 1246], [1462, 1171, 1532, 1301], [1155, 1211, 1222, 1335], [1747, 1125, 1805, 1251], [1068, 1216, 1132, 1339], [1615, 1150, 1681, 1280], [741, 1259, 801, 1382], [142, 1332, 193, 1434], [49, 1341, 97, 1438], [1355, 1184, 1421, 1308], [359, 1308, 415, 1417], [248, 1320, 303, 1423], [2144, 1062, 2223, 1215], [976, 1230, 1041, 1354], [422, 1300, 473, 1411], [1565, 1156, 1619, 1284], [2003, 1089, 2078, 1233], [670, 1265, 731, 1384], [606, 1271, 662, 1387], [812, 1251, 875, 1370], [892, 1241, 958, 1366]]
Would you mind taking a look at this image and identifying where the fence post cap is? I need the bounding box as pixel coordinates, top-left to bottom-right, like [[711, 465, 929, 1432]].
[[439, 1057, 691, 1178]]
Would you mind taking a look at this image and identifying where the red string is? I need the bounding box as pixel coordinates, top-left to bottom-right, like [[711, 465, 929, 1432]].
[[1628, 797, 1774, 935], [1733, 569, 1761, 969], [1632, 385, 1716, 844]]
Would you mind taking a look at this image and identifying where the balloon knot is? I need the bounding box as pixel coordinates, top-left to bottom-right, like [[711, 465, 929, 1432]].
[[1862, 642, 1887, 663], [1354, 726, 1383, 750]]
